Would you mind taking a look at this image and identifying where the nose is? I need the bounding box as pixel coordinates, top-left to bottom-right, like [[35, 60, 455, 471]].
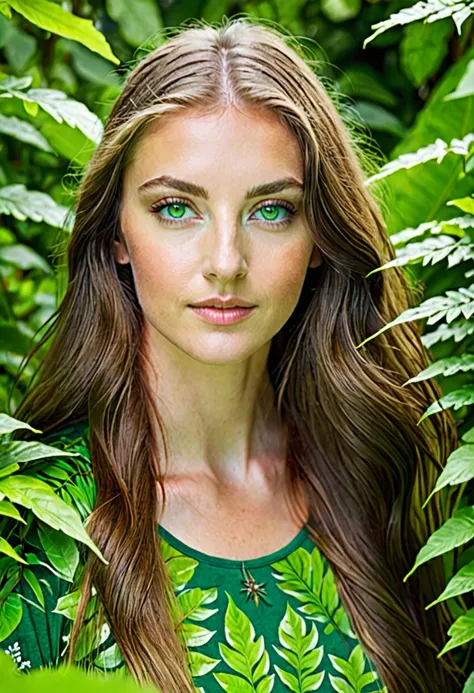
[[201, 218, 249, 282]]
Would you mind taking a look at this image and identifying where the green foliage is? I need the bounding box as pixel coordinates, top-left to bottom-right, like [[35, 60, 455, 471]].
[[0, 650, 157, 692], [2, 0, 119, 64], [0, 0, 473, 688], [0, 414, 106, 647], [358, 6, 474, 682], [364, 0, 474, 48]]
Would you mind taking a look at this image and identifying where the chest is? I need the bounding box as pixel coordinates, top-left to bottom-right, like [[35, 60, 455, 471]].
[[158, 473, 308, 561]]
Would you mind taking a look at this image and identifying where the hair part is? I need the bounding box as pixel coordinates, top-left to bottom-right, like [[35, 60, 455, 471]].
[[13, 17, 465, 692]]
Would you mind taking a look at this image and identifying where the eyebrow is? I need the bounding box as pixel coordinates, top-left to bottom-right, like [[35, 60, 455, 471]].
[[137, 175, 303, 200]]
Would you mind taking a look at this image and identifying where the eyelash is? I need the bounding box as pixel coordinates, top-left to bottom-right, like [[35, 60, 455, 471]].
[[149, 197, 298, 228]]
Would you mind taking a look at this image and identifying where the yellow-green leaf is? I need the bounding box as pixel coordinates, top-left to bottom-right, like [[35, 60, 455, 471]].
[[0, 593, 22, 639], [0, 475, 107, 564], [0, 500, 26, 523], [7, 0, 119, 64], [0, 537, 27, 564]]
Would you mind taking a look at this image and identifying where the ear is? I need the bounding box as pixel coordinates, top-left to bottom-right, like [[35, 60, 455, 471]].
[[113, 234, 130, 265], [308, 244, 323, 269]]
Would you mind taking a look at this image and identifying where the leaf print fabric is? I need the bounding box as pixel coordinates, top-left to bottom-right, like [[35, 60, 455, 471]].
[[1, 421, 387, 693]]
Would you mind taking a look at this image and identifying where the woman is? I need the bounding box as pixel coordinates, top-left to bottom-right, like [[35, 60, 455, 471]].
[[3, 17, 464, 693]]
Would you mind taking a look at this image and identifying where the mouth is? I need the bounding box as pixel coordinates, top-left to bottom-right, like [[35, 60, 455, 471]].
[[188, 305, 256, 310], [188, 305, 256, 323]]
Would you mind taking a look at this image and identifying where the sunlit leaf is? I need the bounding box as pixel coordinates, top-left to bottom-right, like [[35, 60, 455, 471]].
[[7, 0, 119, 64], [0, 184, 69, 229], [0, 475, 107, 563], [0, 113, 52, 151], [0, 413, 41, 436], [405, 506, 474, 580]]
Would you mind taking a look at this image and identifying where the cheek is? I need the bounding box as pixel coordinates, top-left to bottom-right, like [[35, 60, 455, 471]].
[[127, 244, 185, 307], [265, 243, 311, 305]]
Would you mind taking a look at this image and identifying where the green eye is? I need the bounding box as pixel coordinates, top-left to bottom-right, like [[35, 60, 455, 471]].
[[160, 202, 194, 220], [151, 198, 297, 227], [252, 203, 294, 225]]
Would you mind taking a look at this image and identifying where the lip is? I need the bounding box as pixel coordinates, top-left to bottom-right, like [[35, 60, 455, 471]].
[[189, 305, 256, 325], [190, 296, 256, 308]]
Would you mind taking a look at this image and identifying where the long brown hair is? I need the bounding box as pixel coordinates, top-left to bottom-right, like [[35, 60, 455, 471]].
[[12, 17, 465, 692]]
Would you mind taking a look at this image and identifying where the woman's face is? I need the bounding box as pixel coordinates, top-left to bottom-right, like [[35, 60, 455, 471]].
[[115, 105, 322, 365]]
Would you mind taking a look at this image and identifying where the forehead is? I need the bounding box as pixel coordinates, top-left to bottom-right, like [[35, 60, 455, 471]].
[[123, 106, 303, 193]]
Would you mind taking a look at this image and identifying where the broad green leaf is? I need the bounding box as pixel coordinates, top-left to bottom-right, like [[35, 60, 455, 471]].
[[0, 463, 19, 479], [0, 78, 103, 144], [38, 522, 79, 581], [448, 196, 474, 214], [0, 537, 27, 564], [405, 506, 474, 579], [0, 439, 79, 466], [0, 647, 158, 687], [2, 17, 36, 72], [0, 185, 69, 229], [0, 500, 25, 523], [353, 102, 406, 137], [105, 0, 163, 48], [7, 0, 119, 64], [0, 243, 52, 273], [0, 3, 12, 19], [463, 670, 474, 692], [438, 607, 474, 656], [444, 59, 474, 101], [336, 65, 398, 108], [0, 475, 107, 563], [427, 558, 474, 606], [422, 445, 474, 507], [26, 552, 74, 580], [0, 593, 22, 639], [0, 323, 33, 355], [94, 642, 125, 670], [23, 567, 45, 608], [0, 113, 52, 151], [400, 19, 452, 87], [375, 43, 474, 233], [53, 588, 80, 620], [40, 118, 96, 166], [0, 413, 41, 436], [64, 40, 122, 88]]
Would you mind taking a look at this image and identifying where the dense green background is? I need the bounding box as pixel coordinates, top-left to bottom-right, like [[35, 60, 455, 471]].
[[0, 0, 474, 690]]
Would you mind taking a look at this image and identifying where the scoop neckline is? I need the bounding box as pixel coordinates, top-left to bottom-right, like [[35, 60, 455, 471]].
[[157, 523, 309, 568]]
